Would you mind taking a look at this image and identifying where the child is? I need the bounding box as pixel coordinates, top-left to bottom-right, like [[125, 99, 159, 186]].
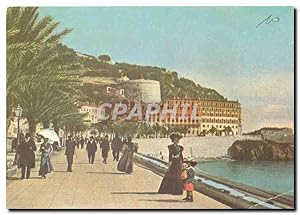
[[182, 160, 197, 202]]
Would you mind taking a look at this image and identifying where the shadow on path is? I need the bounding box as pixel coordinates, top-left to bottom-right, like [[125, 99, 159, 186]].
[[6, 177, 20, 181], [138, 199, 185, 203], [111, 192, 158, 195], [55, 162, 91, 165], [87, 172, 125, 175], [7, 176, 42, 180]]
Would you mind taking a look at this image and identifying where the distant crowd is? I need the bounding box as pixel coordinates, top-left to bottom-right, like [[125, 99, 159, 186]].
[[65, 134, 138, 174], [13, 133, 138, 180], [12, 132, 196, 203]]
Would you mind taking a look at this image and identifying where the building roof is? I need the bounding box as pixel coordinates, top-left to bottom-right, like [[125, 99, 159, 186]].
[[167, 97, 239, 104]]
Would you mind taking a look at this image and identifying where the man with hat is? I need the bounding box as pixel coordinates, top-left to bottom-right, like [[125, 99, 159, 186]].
[[17, 133, 37, 179], [86, 136, 97, 164], [65, 136, 76, 172], [100, 135, 110, 164]]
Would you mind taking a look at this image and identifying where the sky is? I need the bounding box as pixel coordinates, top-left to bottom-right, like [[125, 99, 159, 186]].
[[40, 7, 294, 132]]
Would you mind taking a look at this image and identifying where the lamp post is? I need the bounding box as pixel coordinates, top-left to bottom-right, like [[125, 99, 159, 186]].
[[14, 104, 23, 147]]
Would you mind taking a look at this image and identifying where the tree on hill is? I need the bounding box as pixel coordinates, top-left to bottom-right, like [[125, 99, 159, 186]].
[[98, 54, 111, 62]]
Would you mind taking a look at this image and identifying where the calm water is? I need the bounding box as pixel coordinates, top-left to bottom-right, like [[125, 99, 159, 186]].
[[196, 160, 294, 196]]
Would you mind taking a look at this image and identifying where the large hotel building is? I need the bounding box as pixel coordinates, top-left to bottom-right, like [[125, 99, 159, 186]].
[[148, 97, 242, 136], [79, 77, 242, 136], [80, 97, 242, 136]]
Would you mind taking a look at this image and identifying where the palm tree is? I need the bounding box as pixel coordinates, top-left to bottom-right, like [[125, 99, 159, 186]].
[[152, 123, 161, 138], [7, 7, 83, 136], [208, 126, 218, 136]]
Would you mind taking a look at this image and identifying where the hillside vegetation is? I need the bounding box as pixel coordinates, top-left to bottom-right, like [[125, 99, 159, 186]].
[[58, 45, 226, 103]]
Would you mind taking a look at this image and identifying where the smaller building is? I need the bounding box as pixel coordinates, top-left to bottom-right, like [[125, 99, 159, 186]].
[[79, 103, 99, 125], [126, 79, 161, 103], [7, 118, 29, 138]]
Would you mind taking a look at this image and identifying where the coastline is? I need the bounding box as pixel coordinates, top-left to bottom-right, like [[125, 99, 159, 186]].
[[135, 153, 294, 209]]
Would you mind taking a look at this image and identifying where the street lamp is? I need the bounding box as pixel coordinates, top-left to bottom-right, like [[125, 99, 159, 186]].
[[14, 104, 23, 146]]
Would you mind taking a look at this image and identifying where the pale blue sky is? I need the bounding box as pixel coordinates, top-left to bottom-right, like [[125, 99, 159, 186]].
[[40, 7, 294, 132]]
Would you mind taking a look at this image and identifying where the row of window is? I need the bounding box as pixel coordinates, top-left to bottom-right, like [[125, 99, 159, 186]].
[[150, 118, 200, 123], [202, 118, 239, 124], [203, 112, 239, 117], [168, 100, 199, 106], [201, 102, 239, 108], [81, 108, 97, 113], [150, 117, 239, 125], [202, 108, 240, 113], [202, 124, 238, 129]]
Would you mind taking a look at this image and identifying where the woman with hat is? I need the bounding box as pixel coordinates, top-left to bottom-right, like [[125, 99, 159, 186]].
[[117, 136, 137, 174], [38, 137, 53, 178], [158, 133, 184, 195]]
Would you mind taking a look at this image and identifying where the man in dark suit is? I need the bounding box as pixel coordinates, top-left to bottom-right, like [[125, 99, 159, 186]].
[[65, 136, 76, 172], [86, 136, 97, 164], [111, 134, 122, 161], [17, 133, 37, 179], [80, 137, 85, 149], [101, 135, 110, 164]]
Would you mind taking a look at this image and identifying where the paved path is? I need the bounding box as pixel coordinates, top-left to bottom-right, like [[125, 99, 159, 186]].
[[7, 148, 230, 209]]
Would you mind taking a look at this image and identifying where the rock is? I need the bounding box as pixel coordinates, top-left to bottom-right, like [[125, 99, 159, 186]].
[[227, 140, 294, 161]]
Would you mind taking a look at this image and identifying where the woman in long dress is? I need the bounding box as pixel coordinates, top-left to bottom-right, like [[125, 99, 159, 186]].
[[117, 137, 137, 174], [39, 138, 53, 178], [158, 133, 184, 195]]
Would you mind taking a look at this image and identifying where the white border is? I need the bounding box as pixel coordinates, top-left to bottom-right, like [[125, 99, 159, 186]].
[[0, 1, 298, 214]]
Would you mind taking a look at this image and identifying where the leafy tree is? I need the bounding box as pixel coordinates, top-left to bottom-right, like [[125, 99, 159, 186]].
[[224, 126, 233, 136], [98, 54, 111, 62], [208, 126, 218, 136], [152, 123, 161, 138], [7, 7, 84, 136]]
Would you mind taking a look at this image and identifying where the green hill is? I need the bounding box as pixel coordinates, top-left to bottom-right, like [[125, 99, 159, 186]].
[[57, 44, 226, 103]]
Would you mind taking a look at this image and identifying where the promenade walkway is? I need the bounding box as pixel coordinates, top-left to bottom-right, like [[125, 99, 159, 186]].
[[7, 148, 229, 209]]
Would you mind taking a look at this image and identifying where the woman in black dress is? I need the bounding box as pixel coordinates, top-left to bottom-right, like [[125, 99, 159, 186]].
[[158, 133, 184, 195]]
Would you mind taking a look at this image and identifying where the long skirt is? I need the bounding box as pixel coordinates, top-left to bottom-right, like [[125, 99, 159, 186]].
[[158, 158, 183, 195], [39, 155, 53, 176], [117, 150, 133, 173], [102, 150, 108, 158]]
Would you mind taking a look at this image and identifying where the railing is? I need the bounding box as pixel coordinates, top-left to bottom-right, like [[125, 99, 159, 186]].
[[134, 153, 294, 209]]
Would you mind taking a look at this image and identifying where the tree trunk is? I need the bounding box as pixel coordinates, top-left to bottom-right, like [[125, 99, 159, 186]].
[[53, 123, 59, 135], [27, 116, 37, 137], [42, 120, 50, 129]]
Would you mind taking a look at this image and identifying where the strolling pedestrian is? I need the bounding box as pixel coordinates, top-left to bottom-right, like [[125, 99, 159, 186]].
[[11, 138, 17, 152], [38, 137, 53, 178], [182, 160, 197, 202], [117, 137, 137, 174], [158, 133, 184, 195], [80, 137, 85, 149], [17, 133, 37, 179], [65, 136, 76, 172], [76, 135, 80, 149], [111, 134, 122, 161], [100, 135, 110, 164], [86, 136, 97, 164]]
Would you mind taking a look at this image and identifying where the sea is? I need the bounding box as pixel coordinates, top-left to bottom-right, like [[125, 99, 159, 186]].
[[196, 160, 294, 196]]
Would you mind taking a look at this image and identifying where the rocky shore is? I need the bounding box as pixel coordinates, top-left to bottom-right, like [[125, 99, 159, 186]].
[[227, 139, 294, 161]]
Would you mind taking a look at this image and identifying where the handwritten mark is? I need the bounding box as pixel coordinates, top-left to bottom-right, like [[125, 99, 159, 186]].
[[256, 15, 280, 28]]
